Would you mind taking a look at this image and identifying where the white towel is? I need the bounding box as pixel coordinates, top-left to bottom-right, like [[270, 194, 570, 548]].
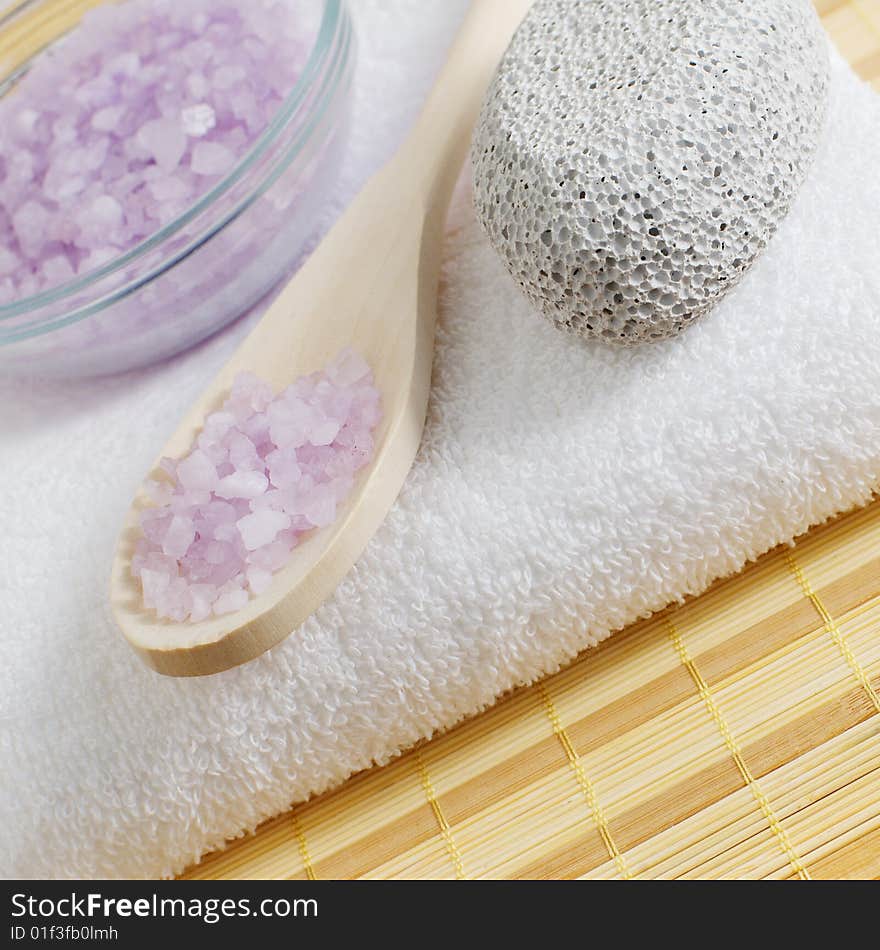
[[2, 2, 879, 879]]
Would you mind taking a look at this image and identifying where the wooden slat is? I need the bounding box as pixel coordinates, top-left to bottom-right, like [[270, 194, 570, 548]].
[[0, 0, 106, 76], [182, 1, 880, 880]]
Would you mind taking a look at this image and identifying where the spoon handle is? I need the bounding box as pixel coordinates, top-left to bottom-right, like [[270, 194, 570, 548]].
[[398, 0, 533, 214], [111, 1, 536, 676]]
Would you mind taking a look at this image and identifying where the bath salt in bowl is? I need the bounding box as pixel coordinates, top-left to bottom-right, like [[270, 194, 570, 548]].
[[0, 0, 354, 377], [132, 349, 381, 622]]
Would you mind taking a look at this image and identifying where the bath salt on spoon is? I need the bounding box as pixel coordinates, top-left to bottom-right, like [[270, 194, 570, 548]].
[[109, 0, 534, 677], [132, 350, 381, 624]]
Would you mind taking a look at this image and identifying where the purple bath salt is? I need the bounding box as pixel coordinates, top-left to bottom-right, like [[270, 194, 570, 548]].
[[0, 0, 310, 306], [132, 350, 382, 623]]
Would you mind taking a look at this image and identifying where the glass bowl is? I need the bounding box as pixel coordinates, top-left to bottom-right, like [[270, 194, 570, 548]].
[[0, 0, 354, 378]]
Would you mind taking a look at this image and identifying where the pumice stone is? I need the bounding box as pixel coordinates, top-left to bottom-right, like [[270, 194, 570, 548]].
[[472, 0, 830, 344]]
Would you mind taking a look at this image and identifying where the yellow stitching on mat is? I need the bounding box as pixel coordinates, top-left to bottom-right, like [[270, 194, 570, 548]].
[[537, 681, 631, 879], [785, 551, 880, 714], [664, 617, 811, 880], [415, 750, 466, 880], [291, 811, 317, 881]]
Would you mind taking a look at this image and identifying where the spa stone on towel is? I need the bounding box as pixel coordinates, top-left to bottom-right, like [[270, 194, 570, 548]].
[[472, 0, 830, 344]]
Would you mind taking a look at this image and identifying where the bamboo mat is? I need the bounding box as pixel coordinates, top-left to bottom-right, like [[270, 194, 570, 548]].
[[0, 0, 107, 78], [182, 0, 880, 881]]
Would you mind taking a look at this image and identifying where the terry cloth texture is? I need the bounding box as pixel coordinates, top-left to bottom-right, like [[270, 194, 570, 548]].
[[1, 7, 879, 877]]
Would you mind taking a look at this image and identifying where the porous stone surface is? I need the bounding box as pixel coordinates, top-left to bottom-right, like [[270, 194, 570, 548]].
[[472, 0, 830, 344]]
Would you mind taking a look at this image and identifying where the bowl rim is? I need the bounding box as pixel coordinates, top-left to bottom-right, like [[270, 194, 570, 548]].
[[0, 0, 346, 327]]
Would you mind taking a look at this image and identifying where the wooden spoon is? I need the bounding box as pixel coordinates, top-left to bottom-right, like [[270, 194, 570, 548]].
[[111, 0, 532, 676]]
